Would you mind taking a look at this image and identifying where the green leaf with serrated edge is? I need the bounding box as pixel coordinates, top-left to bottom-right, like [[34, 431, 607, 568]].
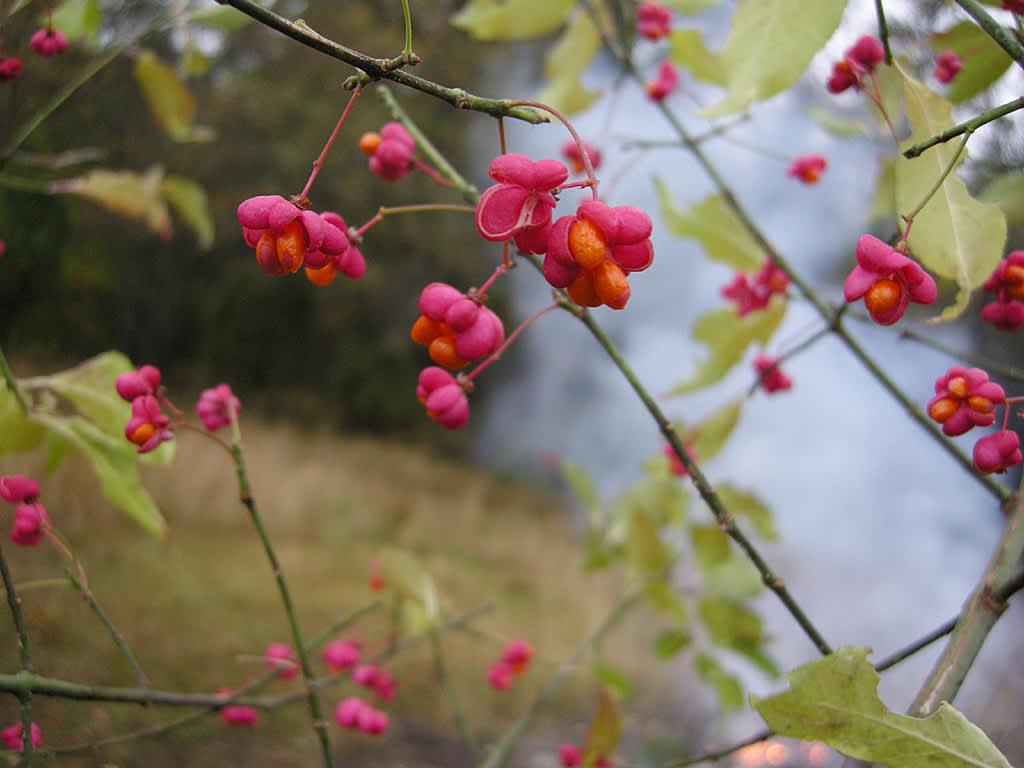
[[582, 687, 623, 768], [655, 184, 762, 271], [753, 648, 1013, 768], [715, 484, 776, 539], [376, 548, 440, 624], [626, 509, 672, 575], [535, 10, 602, 116], [699, 596, 777, 676], [870, 156, 899, 224], [705, 556, 762, 601], [669, 301, 786, 396], [931, 22, 1012, 104], [133, 50, 214, 143], [669, 29, 725, 85], [451, 0, 574, 40], [655, 627, 691, 659], [895, 71, 1007, 321], [189, 4, 252, 30], [51, 0, 101, 45], [696, 653, 745, 712], [51, 167, 173, 240], [162, 175, 215, 249], [691, 523, 730, 572], [661, 0, 720, 12], [696, 0, 846, 118], [560, 458, 601, 524], [978, 173, 1024, 227], [35, 414, 167, 536], [690, 400, 742, 464], [593, 663, 633, 700], [804, 105, 865, 139], [0, 384, 45, 459], [645, 580, 688, 623]]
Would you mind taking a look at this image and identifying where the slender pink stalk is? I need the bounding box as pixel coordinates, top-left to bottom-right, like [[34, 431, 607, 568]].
[[465, 304, 559, 382], [298, 84, 364, 202], [505, 100, 600, 199]]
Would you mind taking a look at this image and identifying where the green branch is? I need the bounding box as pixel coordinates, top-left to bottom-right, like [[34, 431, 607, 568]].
[[953, 0, 1024, 70], [217, 0, 546, 124], [903, 96, 1024, 159]]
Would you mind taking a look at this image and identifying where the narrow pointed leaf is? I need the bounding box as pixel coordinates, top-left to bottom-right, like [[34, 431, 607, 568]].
[[626, 509, 672, 574], [582, 687, 623, 768], [669, 29, 725, 85], [51, 167, 173, 239], [690, 400, 742, 463], [134, 50, 214, 143], [162, 175, 215, 249], [895, 72, 1006, 321], [656, 184, 762, 270], [699, 596, 777, 676], [715, 484, 776, 539], [696, 652, 744, 712], [754, 647, 1013, 768], [593, 662, 633, 699], [697, 0, 846, 118], [377, 548, 441, 625], [51, 0, 101, 45], [451, 0, 574, 40], [655, 627, 691, 658]]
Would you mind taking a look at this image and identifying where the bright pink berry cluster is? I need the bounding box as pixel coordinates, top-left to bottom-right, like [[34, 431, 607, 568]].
[[0, 56, 22, 81], [475, 154, 568, 252], [196, 383, 240, 432], [754, 354, 793, 394], [417, 366, 471, 430], [359, 123, 416, 181], [1003, 0, 1024, 14], [411, 282, 505, 370], [487, 640, 533, 690], [787, 154, 827, 185], [0, 475, 50, 547], [115, 365, 174, 454], [561, 139, 602, 177], [721, 258, 789, 316], [30, 28, 69, 56], [559, 743, 613, 767], [353, 663, 397, 700], [334, 696, 389, 735], [843, 235, 936, 326], [927, 366, 1023, 475], [331, 661, 395, 735], [827, 35, 885, 93], [1, 722, 42, 752], [645, 60, 679, 102], [981, 252, 1024, 332], [933, 50, 963, 84], [237, 195, 364, 284], [321, 638, 361, 673], [217, 688, 258, 727], [636, 2, 672, 41], [264, 642, 298, 680]]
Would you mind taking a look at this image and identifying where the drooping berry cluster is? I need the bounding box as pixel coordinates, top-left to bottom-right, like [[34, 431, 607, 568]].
[[0, 475, 50, 547], [721, 258, 789, 316], [843, 235, 937, 326], [487, 640, 534, 690], [826, 35, 885, 94], [981, 252, 1024, 332], [115, 365, 175, 454]]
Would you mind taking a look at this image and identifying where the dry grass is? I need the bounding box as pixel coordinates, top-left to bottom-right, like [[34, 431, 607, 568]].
[[0, 420, 666, 767]]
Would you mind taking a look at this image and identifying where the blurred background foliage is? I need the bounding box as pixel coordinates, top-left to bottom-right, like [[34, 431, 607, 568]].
[[0, 0, 502, 440]]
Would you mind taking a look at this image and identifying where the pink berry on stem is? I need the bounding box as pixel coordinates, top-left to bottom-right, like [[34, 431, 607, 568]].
[[843, 235, 936, 325]]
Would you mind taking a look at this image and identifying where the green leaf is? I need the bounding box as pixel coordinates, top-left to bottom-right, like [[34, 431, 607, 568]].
[[699, 596, 777, 676], [696, 652, 744, 712], [535, 10, 602, 116], [978, 173, 1024, 227], [655, 627, 691, 659], [133, 50, 215, 143], [669, 29, 724, 85], [189, 4, 252, 30], [669, 301, 786, 396], [51, 166, 173, 240], [51, 0, 101, 45], [0, 383, 45, 459], [593, 662, 633, 699], [644, 580, 688, 623], [162, 175, 215, 249], [655, 185, 762, 271], [895, 72, 1007, 321], [715, 484, 776, 539], [690, 400, 742, 464], [870, 156, 899, 224], [697, 0, 846, 118], [660, 0, 721, 12], [931, 22, 1013, 104], [560, 458, 601, 524], [35, 414, 167, 537], [704, 556, 762, 601], [690, 523, 730, 572], [582, 686, 623, 768], [754, 647, 1013, 768], [47, 351, 135, 442], [626, 510, 672, 575], [376, 548, 441, 626], [583, 529, 614, 571], [451, 0, 574, 40], [872, 62, 905, 133], [804, 105, 866, 138]]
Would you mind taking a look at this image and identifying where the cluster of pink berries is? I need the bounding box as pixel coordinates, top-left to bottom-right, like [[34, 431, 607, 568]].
[[787, 154, 828, 185], [981, 252, 1024, 332], [634, 2, 679, 101], [1, 722, 41, 753], [843, 235, 937, 326], [411, 282, 505, 370], [237, 195, 365, 285], [0, 475, 50, 547], [754, 354, 793, 394], [359, 123, 416, 181], [0, 23, 69, 83], [323, 639, 394, 735], [115, 365, 175, 453], [933, 50, 964, 84], [559, 743, 613, 768], [826, 35, 885, 94], [487, 640, 533, 690], [561, 139, 602, 177], [927, 366, 1022, 475], [721, 258, 789, 317]]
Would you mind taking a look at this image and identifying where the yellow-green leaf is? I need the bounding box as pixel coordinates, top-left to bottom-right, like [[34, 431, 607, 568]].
[[451, 0, 574, 40], [696, 652, 744, 712], [805, 105, 866, 138], [978, 173, 1024, 227], [690, 400, 742, 463], [52, 166, 173, 239], [931, 22, 1013, 104], [134, 49, 214, 143], [51, 0, 101, 45], [699, 596, 777, 675], [592, 662, 633, 699], [654, 627, 690, 659], [715, 484, 776, 539], [697, 0, 846, 118], [690, 523, 730, 572], [626, 509, 672, 575], [754, 647, 1013, 768], [582, 687, 623, 768], [162, 175, 215, 249], [669, 301, 786, 395], [535, 10, 602, 116], [661, 0, 721, 12], [376, 548, 440, 625], [190, 4, 252, 30], [895, 71, 1006, 321], [655, 184, 762, 270], [0, 383, 45, 459], [869, 155, 898, 223], [669, 29, 725, 85]]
